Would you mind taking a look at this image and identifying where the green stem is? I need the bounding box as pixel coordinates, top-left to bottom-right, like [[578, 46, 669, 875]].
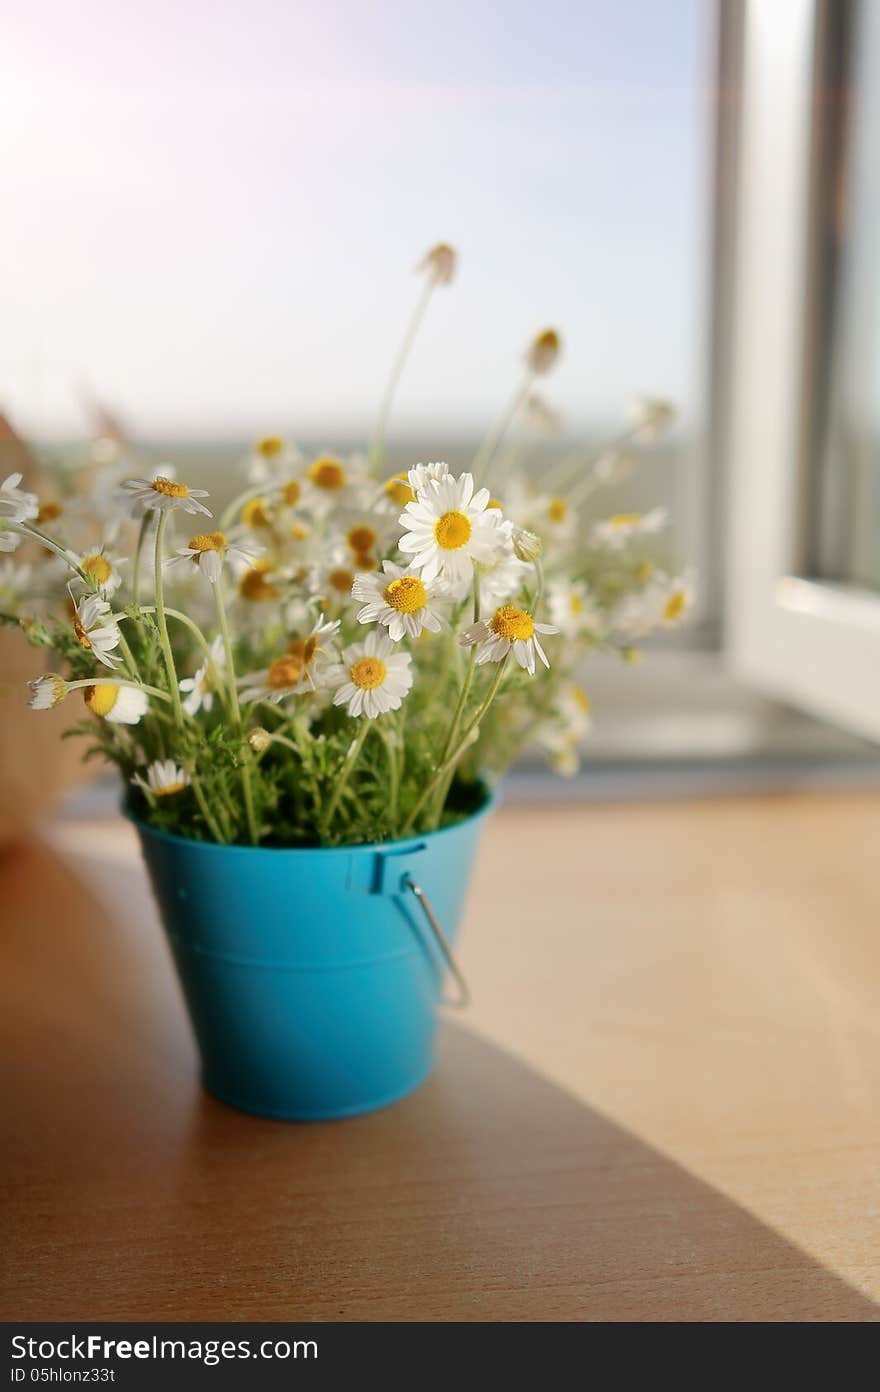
[[437, 575, 480, 768], [135, 605, 228, 710], [66, 676, 172, 702], [190, 772, 228, 844], [132, 512, 152, 605], [376, 722, 400, 829], [320, 723, 370, 838], [152, 511, 184, 726], [369, 277, 434, 474], [471, 373, 534, 486], [403, 657, 510, 834], [14, 523, 88, 581], [214, 576, 259, 845]]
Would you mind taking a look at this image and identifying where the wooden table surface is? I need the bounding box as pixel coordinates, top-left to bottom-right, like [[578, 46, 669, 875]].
[[2, 793, 879, 1322]]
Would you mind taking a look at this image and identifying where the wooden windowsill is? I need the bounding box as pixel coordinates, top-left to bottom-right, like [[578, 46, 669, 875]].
[[2, 792, 878, 1321]]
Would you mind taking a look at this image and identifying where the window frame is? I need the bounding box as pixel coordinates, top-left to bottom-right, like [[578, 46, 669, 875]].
[[724, 0, 880, 743]]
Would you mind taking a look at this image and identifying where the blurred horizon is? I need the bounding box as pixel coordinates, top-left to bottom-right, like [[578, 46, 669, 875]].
[[2, 0, 710, 439]]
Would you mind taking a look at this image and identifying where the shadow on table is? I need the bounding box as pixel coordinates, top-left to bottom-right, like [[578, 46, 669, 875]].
[[1, 836, 877, 1321]]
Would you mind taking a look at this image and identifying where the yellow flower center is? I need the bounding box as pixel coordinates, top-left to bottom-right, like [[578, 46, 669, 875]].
[[155, 779, 188, 798], [151, 477, 189, 498], [635, 561, 655, 581], [434, 510, 472, 550], [256, 436, 284, 458], [664, 590, 686, 621], [609, 512, 641, 528], [490, 605, 534, 642], [84, 683, 118, 716], [36, 501, 63, 523], [547, 498, 568, 523], [287, 634, 318, 666], [385, 473, 415, 506], [73, 616, 92, 650], [82, 554, 112, 585], [570, 594, 583, 614], [188, 531, 227, 553], [572, 686, 591, 713], [290, 522, 310, 541], [267, 656, 302, 689], [329, 567, 354, 593], [283, 479, 301, 507], [347, 524, 377, 554], [242, 497, 271, 527], [239, 563, 279, 601], [308, 457, 346, 491], [384, 575, 427, 614], [487, 497, 503, 511], [350, 656, 387, 690]]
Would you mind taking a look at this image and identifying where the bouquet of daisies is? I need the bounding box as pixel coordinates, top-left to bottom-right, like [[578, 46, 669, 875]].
[[1, 244, 690, 847]]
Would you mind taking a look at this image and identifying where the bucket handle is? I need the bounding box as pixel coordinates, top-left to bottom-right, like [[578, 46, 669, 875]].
[[402, 876, 470, 1009]]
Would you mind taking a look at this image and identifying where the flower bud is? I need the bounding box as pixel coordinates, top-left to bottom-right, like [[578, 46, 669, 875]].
[[526, 328, 561, 375], [417, 243, 457, 286], [27, 673, 67, 710], [247, 727, 271, 753], [512, 526, 543, 563], [631, 397, 675, 441]]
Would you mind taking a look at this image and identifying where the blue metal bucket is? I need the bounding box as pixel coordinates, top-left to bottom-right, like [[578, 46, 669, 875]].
[[131, 793, 495, 1120]]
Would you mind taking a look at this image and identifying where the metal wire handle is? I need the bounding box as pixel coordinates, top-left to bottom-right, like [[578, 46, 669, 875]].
[[403, 877, 471, 1009]]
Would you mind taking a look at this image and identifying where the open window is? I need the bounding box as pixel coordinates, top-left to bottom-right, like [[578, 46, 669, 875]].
[[726, 0, 880, 743]]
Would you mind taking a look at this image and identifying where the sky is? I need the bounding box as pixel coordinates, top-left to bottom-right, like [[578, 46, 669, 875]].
[[1, 0, 711, 440]]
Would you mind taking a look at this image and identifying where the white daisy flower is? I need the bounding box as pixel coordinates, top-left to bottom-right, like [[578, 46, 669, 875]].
[[132, 759, 191, 798], [83, 682, 149, 724], [234, 558, 284, 605], [398, 469, 504, 587], [611, 570, 694, 637], [536, 685, 593, 775], [591, 507, 668, 551], [0, 528, 21, 553], [407, 460, 450, 493], [656, 572, 695, 627], [375, 471, 417, 514], [374, 462, 448, 517], [179, 635, 226, 716], [334, 511, 397, 569], [499, 478, 575, 551], [460, 603, 558, 676], [0, 472, 39, 525], [247, 435, 300, 484], [352, 560, 447, 641], [301, 453, 368, 512], [329, 630, 414, 719], [548, 580, 604, 639], [168, 529, 262, 584], [71, 593, 122, 668], [71, 547, 125, 598], [239, 616, 341, 704], [121, 474, 211, 517], [309, 548, 369, 612], [27, 673, 68, 710], [283, 615, 341, 692], [474, 523, 531, 610]]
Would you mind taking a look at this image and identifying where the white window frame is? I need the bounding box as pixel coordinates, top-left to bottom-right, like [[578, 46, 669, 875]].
[[726, 0, 880, 743]]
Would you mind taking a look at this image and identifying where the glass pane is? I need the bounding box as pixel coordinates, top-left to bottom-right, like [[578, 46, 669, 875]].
[[1, 0, 712, 570], [812, 0, 880, 589]]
